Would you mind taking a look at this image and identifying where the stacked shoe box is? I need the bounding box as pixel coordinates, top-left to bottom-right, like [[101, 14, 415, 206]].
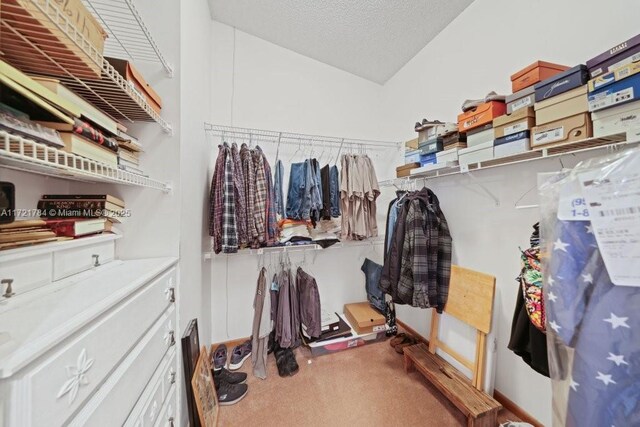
[[531, 65, 591, 148], [399, 138, 421, 177], [418, 135, 444, 166], [436, 131, 467, 164], [457, 101, 505, 165], [493, 107, 536, 158], [587, 34, 640, 137]]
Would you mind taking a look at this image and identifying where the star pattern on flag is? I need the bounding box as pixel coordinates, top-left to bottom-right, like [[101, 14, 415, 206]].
[[547, 276, 555, 287], [607, 353, 629, 366], [603, 313, 630, 329], [548, 291, 558, 302], [585, 225, 593, 234], [582, 273, 593, 284], [596, 371, 616, 386], [554, 238, 570, 252], [550, 320, 562, 333], [570, 378, 579, 391]]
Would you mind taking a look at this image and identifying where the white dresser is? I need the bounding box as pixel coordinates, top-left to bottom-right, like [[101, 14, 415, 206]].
[[0, 242, 179, 427]]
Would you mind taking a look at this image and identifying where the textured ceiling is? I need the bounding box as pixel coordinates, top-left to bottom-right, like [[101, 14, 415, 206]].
[[209, 0, 474, 84]]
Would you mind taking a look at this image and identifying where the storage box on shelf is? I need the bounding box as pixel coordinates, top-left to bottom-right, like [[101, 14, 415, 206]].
[[467, 124, 495, 148], [506, 85, 536, 114], [493, 106, 535, 138], [494, 131, 531, 158], [510, 61, 569, 93], [531, 113, 592, 148], [589, 69, 640, 112], [534, 85, 589, 125], [592, 100, 640, 137], [458, 102, 506, 133], [0, 0, 172, 133], [586, 33, 640, 78], [534, 65, 589, 102]]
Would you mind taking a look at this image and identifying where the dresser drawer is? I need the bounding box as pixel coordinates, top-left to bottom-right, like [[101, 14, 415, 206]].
[[162, 350, 177, 399], [52, 238, 115, 281], [0, 253, 51, 299], [154, 384, 176, 427], [25, 268, 175, 427], [69, 311, 176, 427]]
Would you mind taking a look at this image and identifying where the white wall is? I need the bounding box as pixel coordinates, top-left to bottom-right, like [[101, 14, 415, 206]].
[[208, 22, 397, 344], [379, 0, 640, 424]]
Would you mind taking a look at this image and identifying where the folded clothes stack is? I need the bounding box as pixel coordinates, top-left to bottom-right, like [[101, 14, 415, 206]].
[[278, 219, 312, 244]]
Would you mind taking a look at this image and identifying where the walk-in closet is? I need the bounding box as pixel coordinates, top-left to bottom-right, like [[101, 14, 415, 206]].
[[1, 1, 639, 426]]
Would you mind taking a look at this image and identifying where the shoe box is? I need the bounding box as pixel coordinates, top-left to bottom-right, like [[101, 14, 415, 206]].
[[588, 68, 640, 112], [510, 60, 569, 93], [396, 163, 420, 178], [587, 33, 640, 78], [493, 106, 535, 138], [457, 101, 506, 133], [304, 313, 386, 357], [588, 61, 640, 93], [417, 123, 457, 143], [534, 86, 588, 126], [494, 131, 531, 159], [506, 85, 536, 114], [405, 149, 421, 164], [405, 138, 419, 150], [442, 131, 466, 147], [419, 153, 437, 166], [343, 302, 386, 336], [531, 113, 592, 148], [458, 140, 494, 166], [592, 99, 640, 137], [419, 136, 444, 155], [466, 123, 495, 147], [534, 64, 589, 102], [436, 147, 460, 164]]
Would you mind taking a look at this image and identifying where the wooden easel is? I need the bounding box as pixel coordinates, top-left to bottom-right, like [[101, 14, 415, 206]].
[[404, 265, 501, 427]]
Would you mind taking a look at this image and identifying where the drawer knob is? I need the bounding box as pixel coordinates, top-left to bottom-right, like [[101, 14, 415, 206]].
[[1, 279, 15, 298], [169, 370, 176, 384], [168, 331, 175, 347], [92, 254, 100, 267], [169, 417, 175, 427], [164, 287, 175, 303]]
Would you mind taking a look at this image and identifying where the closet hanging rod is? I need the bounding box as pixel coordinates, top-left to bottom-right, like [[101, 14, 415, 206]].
[[204, 123, 401, 150]]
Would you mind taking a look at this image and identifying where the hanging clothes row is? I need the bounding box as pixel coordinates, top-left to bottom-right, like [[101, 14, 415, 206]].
[[379, 187, 452, 311], [208, 142, 278, 253], [340, 154, 381, 240], [284, 158, 341, 224]]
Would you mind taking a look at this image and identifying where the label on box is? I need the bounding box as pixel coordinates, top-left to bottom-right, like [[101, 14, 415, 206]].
[[610, 52, 640, 74], [558, 180, 589, 221], [534, 126, 564, 144], [511, 97, 532, 112], [579, 162, 640, 287], [373, 325, 386, 332], [504, 120, 529, 136], [590, 87, 635, 111]]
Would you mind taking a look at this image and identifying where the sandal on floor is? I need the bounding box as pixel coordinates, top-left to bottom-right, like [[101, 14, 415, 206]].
[[395, 336, 418, 354], [389, 333, 407, 348]]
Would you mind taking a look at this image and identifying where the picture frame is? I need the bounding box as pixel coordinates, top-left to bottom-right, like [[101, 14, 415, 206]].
[[191, 346, 219, 427], [181, 318, 201, 427]]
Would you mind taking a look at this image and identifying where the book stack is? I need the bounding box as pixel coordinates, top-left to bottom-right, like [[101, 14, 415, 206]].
[[0, 219, 59, 250], [302, 310, 352, 344], [37, 194, 126, 226], [116, 131, 145, 175]]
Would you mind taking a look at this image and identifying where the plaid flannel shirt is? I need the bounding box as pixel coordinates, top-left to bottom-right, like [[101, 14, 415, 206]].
[[231, 143, 248, 247], [252, 149, 267, 246], [241, 144, 258, 246], [259, 147, 278, 244], [221, 148, 238, 252], [209, 144, 226, 253]]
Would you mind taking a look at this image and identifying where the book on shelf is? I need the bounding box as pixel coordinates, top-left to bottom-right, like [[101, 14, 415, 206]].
[[0, 104, 64, 148], [0, 219, 58, 249], [45, 218, 107, 238], [118, 149, 140, 165], [41, 194, 125, 207], [37, 119, 119, 152], [30, 76, 120, 135], [37, 200, 126, 223], [0, 219, 46, 230], [59, 132, 118, 167], [117, 136, 143, 153]]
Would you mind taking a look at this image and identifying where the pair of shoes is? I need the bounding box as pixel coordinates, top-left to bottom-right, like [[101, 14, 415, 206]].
[[414, 118, 444, 132], [212, 340, 253, 371], [385, 301, 397, 337], [391, 334, 418, 354], [213, 367, 248, 405], [274, 343, 299, 377], [267, 330, 276, 355], [390, 332, 407, 347], [461, 91, 506, 112]]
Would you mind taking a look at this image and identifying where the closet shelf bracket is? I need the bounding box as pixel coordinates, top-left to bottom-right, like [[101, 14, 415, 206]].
[[464, 170, 500, 207]]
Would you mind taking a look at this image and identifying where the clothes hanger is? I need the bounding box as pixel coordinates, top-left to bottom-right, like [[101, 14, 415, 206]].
[[289, 138, 302, 162], [275, 133, 282, 164]]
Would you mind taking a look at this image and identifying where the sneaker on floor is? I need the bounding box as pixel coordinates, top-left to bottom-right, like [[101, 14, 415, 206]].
[[229, 340, 252, 370], [284, 349, 299, 376], [215, 380, 248, 406], [213, 367, 247, 385], [212, 344, 227, 371]]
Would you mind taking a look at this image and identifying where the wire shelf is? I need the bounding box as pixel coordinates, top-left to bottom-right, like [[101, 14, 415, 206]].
[[83, 0, 173, 76], [0, 130, 171, 192], [204, 123, 402, 151], [1, 0, 172, 133], [379, 132, 634, 187]]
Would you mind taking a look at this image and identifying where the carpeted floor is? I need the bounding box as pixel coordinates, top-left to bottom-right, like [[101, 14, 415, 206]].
[[217, 339, 521, 426]]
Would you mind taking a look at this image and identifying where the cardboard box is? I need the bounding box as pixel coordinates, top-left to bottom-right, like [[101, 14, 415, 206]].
[[592, 99, 640, 137], [493, 107, 535, 138], [588, 61, 640, 92], [531, 113, 592, 148], [534, 86, 588, 126], [588, 72, 640, 112], [405, 138, 419, 150], [494, 131, 530, 158], [436, 148, 460, 163], [304, 314, 386, 357], [442, 131, 466, 146], [534, 65, 589, 102], [343, 302, 386, 336], [458, 140, 494, 165], [396, 163, 420, 178], [467, 127, 495, 147], [458, 101, 506, 132], [506, 85, 536, 114], [107, 58, 163, 114], [510, 61, 569, 92], [587, 34, 640, 78], [404, 149, 421, 164]]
